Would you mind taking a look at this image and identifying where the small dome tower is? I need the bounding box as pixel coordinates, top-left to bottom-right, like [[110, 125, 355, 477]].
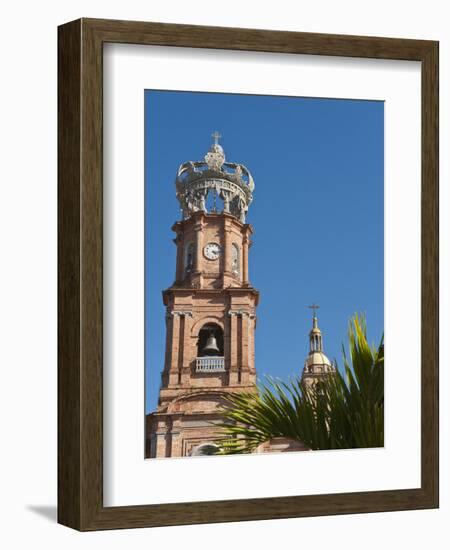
[[301, 305, 336, 389]]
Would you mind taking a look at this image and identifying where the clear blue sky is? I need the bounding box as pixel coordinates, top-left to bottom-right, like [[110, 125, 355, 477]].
[[145, 90, 384, 414]]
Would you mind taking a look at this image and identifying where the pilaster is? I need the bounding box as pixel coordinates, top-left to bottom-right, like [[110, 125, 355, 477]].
[[222, 217, 233, 288], [242, 227, 252, 286], [164, 310, 194, 388], [191, 214, 204, 289]]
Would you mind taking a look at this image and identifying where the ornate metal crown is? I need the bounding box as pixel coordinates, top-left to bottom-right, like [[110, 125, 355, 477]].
[[175, 132, 255, 223]]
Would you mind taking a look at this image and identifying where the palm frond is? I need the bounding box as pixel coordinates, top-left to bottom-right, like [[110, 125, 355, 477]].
[[216, 313, 384, 453]]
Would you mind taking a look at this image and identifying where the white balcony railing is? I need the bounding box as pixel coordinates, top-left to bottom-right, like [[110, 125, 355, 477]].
[[196, 356, 225, 373]]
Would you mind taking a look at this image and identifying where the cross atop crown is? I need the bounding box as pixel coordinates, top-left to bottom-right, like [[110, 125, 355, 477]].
[[211, 130, 222, 145]]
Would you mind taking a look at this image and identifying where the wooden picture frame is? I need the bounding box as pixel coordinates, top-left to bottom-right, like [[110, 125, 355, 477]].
[[58, 18, 439, 531]]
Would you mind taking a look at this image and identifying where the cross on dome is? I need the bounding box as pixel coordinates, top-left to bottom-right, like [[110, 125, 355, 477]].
[[308, 304, 320, 318]]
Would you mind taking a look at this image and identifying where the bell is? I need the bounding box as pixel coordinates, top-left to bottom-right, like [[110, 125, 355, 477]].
[[202, 333, 220, 356]]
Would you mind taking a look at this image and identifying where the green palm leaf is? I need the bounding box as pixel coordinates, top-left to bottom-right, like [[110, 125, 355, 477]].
[[215, 313, 384, 453]]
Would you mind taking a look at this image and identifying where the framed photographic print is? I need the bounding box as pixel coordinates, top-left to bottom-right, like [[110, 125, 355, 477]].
[[58, 18, 439, 530]]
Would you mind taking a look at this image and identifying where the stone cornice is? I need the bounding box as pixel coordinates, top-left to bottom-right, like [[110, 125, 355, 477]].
[[228, 309, 256, 319], [168, 310, 193, 318]]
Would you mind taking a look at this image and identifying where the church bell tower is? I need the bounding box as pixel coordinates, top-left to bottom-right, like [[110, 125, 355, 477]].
[[146, 133, 259, 458]]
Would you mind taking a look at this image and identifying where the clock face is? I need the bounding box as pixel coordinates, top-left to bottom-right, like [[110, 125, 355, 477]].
[[203, 242, 221, 260]]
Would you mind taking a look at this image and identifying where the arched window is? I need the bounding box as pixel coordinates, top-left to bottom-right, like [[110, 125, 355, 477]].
[[313, 334, 321, 350], [197, 323, 224, 357], [184, 242, 194, 274], [191, 442, 220, 456], [231, 243, 240, 275]]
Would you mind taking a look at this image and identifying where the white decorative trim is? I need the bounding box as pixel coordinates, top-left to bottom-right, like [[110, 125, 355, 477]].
[[228, 309, 255, 318], [170, 310, 194, 318]]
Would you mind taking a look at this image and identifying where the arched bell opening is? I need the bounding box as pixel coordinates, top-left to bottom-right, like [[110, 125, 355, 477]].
[[197, 323, 224, 357], [195, 322, 226, 373]]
